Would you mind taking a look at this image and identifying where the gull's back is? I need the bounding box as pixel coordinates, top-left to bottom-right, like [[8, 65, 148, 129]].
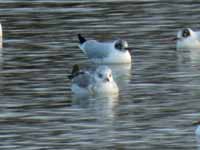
[[80, 40, 113, 58], [72, 72, 92, 88]]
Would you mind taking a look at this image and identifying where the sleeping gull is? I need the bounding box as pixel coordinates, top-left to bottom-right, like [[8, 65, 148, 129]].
[[69, 64, 119, 96], [175, 28, 200, 50], [77, 34, 131, 64]]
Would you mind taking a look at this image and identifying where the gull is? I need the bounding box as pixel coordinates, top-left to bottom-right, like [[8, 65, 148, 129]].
[[68, 64, 119, 96], [175, 28, 200, 50], [0, 23, 2, 48], [0, 24, 2, 60], [193, 120, 200, 137], [77, 34, 131, 64]]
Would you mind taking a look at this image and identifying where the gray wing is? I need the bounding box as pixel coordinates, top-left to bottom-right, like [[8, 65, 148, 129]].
[[72, 72, 93, 88], [80, 40, 113, 58]]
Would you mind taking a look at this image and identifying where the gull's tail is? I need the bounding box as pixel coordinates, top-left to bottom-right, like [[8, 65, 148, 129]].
[[78, 34, 86, 44], [68, 64, 80, 79]]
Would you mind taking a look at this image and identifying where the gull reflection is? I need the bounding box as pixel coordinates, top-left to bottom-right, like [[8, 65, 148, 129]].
[[106, 63, 132, 89], [177, 49, 200, 64], [72, 93, 119, 122]]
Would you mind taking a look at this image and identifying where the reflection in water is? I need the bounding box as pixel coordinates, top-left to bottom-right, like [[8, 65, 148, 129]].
[[190, 50, 200, 63], [71, 94, 119, 148], [177, 50, 200, 64], [196, 135, 200, 150], [108, 63, 132, 89], [73, 94, 119, 121]]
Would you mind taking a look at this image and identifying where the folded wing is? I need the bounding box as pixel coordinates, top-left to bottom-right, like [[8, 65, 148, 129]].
[[72, 72, 92, 88], [80, 40, 113, 58]]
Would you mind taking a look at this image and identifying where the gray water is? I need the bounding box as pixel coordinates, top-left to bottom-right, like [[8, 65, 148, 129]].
[[1, 0, 200, 149]]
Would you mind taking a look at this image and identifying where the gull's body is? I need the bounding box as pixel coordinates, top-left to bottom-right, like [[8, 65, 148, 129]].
[[0, 24, 2, 49], [78, 34, 131, 64], [69, 65, 119, 96], [196, 125, 200, 137], [176, 28, 200, 50], [193, 120, 200, 137], [0, 24, 2, 60]]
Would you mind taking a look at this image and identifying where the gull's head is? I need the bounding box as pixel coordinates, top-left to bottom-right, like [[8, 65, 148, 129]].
[[114, 39, 129, 51], [94, 66, 113, 83], [177, 28, 195, 41]]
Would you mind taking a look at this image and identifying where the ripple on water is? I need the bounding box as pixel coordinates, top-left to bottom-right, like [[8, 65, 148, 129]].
[[1, 0, 200, 149]]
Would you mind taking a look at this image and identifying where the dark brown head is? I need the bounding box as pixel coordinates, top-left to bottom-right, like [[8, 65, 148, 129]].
[[182, 28, 190, 38], [114, 39, 129, 51]]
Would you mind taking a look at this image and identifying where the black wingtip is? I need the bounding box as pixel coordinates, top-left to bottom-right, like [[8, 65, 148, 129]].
[[68, 64, 80, 79], [78, 34, 86, 44]]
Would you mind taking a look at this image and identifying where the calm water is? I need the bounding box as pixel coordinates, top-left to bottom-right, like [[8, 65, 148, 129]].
[[1, 0, 200, 149]]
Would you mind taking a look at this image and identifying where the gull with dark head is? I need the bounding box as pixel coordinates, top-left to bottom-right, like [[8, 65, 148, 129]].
[[175, 28, 200, 50], [77, 34, 131, 64], [69, 64, 119, 96]]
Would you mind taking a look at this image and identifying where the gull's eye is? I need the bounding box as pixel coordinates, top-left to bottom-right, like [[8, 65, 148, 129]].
[[115, 42, 122, 50], [98, 73, 103, 78], [109, 74, 112, 78], [182, 29, 190, 38]]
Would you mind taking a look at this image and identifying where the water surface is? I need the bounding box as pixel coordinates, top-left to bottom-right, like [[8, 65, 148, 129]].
[[1, 0, 200, 149]]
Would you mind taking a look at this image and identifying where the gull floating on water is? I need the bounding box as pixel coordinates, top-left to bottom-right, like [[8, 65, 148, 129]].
[[69, 64, 119, 96], [193, 120, 200, 137], [175, 28, 200, 50], [77, 34, 132, 64], [0, 23, 2, 60], [0, 24, 2, 48]]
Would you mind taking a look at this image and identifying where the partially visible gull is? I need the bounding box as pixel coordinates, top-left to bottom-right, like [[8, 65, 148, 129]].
[[193, 120, 200, 137], [175, 28, 200, 50]]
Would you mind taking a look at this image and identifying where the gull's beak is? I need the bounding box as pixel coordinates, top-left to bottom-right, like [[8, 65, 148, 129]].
[[192, 120, 200, 126], [105, 77, 110, 82], [172, 37, 179, 41], [163, 37, 179, 41], [125, 47, 130, 50], [124, 47, 132, 52]]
